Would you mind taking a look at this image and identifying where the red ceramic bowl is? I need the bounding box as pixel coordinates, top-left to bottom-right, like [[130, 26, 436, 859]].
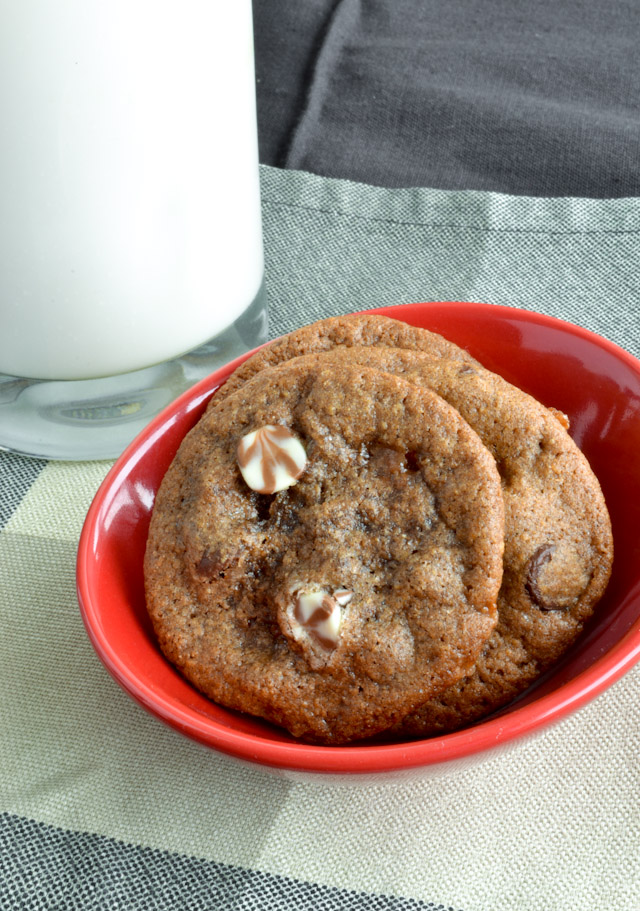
[[77, 302, 640, 780]]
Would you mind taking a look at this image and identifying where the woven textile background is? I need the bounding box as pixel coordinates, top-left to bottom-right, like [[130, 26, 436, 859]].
[[259, 166, 640, 351], [1, 165, 639, 910], [254, 0, 640, 197]]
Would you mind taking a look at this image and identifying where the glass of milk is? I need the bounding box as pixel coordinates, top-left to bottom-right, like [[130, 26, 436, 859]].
[[0, 0, 267, 460]]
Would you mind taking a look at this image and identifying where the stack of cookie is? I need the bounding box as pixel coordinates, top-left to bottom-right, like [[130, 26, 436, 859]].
[[144, 314, 613, 744]]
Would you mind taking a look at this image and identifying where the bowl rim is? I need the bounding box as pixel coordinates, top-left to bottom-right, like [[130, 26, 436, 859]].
[[76, 301, 640, 774]]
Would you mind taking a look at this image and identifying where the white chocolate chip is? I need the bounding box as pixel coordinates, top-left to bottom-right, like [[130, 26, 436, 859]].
[[290, 587, 347, 650], [236, 425, 307, 494]]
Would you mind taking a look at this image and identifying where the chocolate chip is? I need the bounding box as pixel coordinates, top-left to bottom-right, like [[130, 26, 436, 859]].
[[254, 495, 272, 524], [524, 544, 567, 611], [405, 451, 420, 472], [195, 547, 225, 580]]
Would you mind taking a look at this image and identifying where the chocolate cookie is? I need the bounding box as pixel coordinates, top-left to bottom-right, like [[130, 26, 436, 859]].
[[144, 359, 504, 744], [212, 312, 477, 406], [278, 347, 613, 734]]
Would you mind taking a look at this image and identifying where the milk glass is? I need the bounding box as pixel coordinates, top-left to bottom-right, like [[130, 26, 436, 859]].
[[0, 0, 267, 459]]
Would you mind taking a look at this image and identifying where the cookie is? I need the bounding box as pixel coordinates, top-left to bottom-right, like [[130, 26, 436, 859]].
[[144, 359, 504, 744], [275, 347, 613, 734], [212, 312, 477, 406]]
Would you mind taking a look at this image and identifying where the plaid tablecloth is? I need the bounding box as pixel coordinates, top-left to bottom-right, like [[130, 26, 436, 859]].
[[1, 165, 639, 910]]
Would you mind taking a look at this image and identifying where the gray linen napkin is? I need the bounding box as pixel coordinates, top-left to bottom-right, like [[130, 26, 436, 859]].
[[255, 0, 640, 198], [1, 165, 639, 911]]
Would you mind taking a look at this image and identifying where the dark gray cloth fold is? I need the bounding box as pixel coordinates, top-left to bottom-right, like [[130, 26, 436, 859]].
[[254, 0, 640, 197]]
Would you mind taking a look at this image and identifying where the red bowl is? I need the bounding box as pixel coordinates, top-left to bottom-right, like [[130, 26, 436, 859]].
[[76, 302, 640, 780]]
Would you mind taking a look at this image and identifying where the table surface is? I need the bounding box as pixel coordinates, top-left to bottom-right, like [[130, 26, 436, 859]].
[[2, 4, 640, 910]]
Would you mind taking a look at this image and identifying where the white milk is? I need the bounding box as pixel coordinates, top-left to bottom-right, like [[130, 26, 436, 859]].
[[0, 0, 263, 380]]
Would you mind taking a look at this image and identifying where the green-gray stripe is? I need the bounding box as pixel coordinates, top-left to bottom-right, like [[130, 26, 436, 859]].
[[0, 453, 46, 530]]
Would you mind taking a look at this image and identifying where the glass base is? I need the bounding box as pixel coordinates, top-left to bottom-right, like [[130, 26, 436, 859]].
[[0, 281, 268, 461]]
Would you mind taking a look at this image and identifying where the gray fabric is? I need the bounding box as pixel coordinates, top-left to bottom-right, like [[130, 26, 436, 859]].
[[0, 814, 455, 911], [260, 165, 640, 355], [254, 0, 640, 197], [253, 0, 338, 167], [0, 452, 46, 530]]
